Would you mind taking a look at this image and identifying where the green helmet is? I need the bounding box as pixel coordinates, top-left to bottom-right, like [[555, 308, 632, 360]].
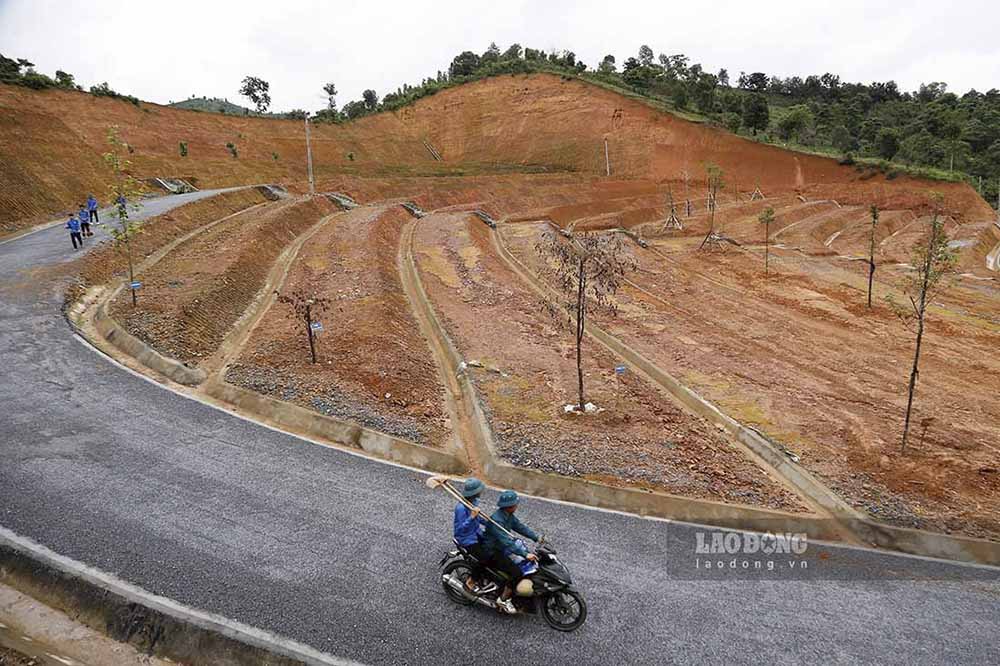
[[497, 489, 519, 508], [461, 477, 484, 498]]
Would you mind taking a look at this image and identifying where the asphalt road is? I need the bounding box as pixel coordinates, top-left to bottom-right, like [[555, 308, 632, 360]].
[[0, 193, 997, 665]]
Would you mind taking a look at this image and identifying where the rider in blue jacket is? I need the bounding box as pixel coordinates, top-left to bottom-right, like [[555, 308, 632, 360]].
[[483, 490, 538, 613]]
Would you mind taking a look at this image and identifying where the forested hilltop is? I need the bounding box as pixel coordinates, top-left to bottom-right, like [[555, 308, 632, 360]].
[[326, 43, 1000, 208]]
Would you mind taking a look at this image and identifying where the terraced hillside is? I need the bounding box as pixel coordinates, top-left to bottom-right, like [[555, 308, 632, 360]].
[[33, 70, 1000, 543]]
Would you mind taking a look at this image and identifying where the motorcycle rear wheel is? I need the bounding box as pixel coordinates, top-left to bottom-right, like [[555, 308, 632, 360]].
[[441, 560, 476, 606], [540, 589, 587, 632]]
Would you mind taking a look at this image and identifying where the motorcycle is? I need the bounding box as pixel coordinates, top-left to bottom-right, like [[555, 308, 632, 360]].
[[438, 536, 588, 632]]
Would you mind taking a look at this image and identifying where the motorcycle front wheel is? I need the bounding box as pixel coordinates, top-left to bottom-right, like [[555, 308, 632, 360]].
[[539, 589, 587, 632], [441, 560, 476, 606]]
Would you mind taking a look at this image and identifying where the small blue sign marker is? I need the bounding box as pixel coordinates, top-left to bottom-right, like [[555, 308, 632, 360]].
[[614, 365, 627, 375], [130, 281, 142, 290], [310, 321, 324, 332]]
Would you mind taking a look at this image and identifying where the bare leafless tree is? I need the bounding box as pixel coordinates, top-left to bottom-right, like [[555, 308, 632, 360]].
[[887, 194, 956, 452], [867, 205, 879, 308], [535, 230, 636, 411], [699, 163, 725, 250], [276, 289, 330, 364], [758, 206, 775, 274]]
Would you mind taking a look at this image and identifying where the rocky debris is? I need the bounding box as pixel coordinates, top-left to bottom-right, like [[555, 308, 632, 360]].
[[0, 646, 40, 666], [225, 363, 434, 445], [494, 421, 802, 511]]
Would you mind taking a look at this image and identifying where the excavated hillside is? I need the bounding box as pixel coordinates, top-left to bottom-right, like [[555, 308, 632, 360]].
[[1, 73, 994, 237]]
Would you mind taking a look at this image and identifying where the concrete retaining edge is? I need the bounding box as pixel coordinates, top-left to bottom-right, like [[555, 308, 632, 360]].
[[92, 296, 207, 386], [203, 379, 465, 474], [0, 527, 358, 666], [399, 215, 844, 539], [844, 518, 1000, 567]]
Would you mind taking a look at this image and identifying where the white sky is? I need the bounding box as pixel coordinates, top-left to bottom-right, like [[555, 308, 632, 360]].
[[1, 0, 997, 111]]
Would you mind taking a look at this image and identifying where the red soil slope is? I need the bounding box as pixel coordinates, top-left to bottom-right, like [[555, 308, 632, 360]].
[[2, 74, 993, 237]]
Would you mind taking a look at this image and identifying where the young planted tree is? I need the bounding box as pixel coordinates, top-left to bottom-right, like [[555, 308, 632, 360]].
[[867, 205, 879, 308], [239, 76, 271, 113], [103, 126, 146, 306], [535, 231, 636, 412], [698, 163, 725, 249], [888, 195, 957, 452], [758, 206, 775, 274], [276, 289, 329, 364]]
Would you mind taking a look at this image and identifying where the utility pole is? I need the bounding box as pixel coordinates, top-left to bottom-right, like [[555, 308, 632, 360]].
[[604, 138, 610, 177], [304, 116, 315, 195]]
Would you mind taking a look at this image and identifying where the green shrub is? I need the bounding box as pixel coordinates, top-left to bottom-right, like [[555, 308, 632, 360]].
[[89, 81, 140, 106], [226, 142, 238, 158], [179, 141, 188, 157]]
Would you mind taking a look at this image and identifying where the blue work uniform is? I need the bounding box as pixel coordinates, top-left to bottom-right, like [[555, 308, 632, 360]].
[[453, 498, 485, 547], [483, 509, 538, 557]]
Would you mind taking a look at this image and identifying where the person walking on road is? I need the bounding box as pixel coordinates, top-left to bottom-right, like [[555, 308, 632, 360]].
[[86, 194, 99, 224], [78, 204, 92, 237], [66, 213, 83, 250]]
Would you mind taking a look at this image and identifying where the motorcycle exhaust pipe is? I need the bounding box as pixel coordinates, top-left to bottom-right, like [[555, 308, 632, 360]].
[[442, 573, 496, 609]]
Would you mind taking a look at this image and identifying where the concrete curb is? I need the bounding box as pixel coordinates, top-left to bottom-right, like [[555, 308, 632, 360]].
[[203, 379, 465, 474], [92, 295, 207, 386], [399, 213, 841, 539], [0, 528, 360, 666], [845, 518, 1000, 568]]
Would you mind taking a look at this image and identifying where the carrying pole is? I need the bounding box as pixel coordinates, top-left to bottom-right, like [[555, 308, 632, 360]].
[[427, 476, 520, 541]]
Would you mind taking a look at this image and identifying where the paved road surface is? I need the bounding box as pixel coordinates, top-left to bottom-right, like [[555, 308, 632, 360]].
[[0, 192, 997, 665]]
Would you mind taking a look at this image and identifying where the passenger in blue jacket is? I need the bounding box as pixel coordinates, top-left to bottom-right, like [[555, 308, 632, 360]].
[[66, 214, 83, 249], [483, 490, 539, 614], [453, 478, 490, 594]]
